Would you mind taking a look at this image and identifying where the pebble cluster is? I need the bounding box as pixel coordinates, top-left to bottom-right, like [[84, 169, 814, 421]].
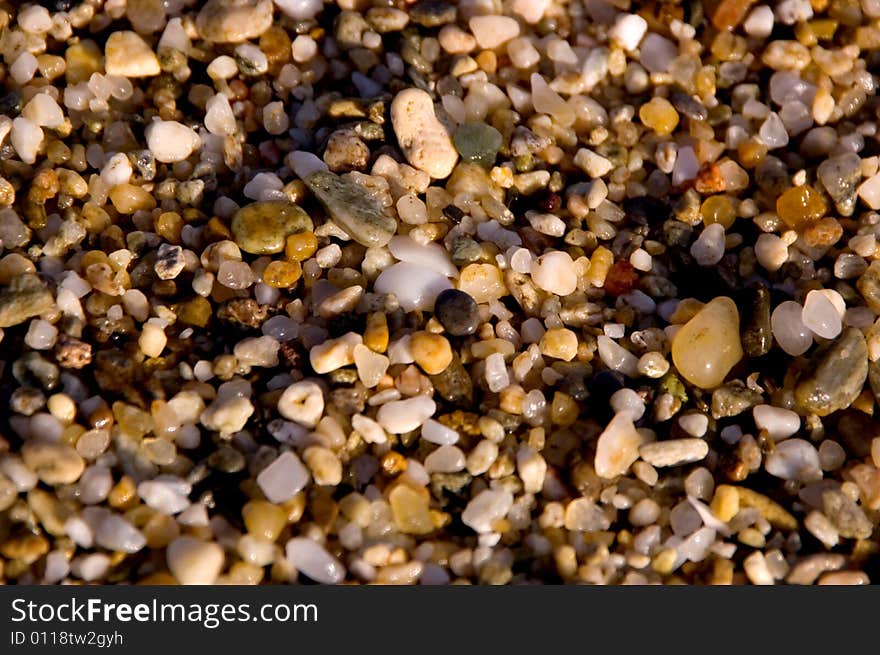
[[1, 0, 880, 586]]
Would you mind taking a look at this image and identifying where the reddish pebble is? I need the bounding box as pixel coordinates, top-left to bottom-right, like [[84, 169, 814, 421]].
[[604, 261, 639, 296]]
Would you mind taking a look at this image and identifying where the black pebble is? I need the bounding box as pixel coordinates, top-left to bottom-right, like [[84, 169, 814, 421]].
[[433, 288, 480, 336]]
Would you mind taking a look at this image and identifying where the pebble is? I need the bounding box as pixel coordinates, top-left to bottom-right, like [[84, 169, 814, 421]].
[[196, 0, 274, 43], [376, 395, 436, 433], [231, 201, 313, 255], [564, 497, 610, 531], [801, 289, 843, 340], [597, 336, 639, 377], [609, 14, 647, 52], [10, 117, 42, 164], [257, 451, 310, 503], [639, 439, 709, 468], [462, 488, 513, 533], [426, 445, 466, 473], [94, 514, 147, 553], [310, 332, 362, 374], [594, 412, 644, 479], [753, 405, 800, 441], [22, 94, 64, 129], [671, 297, 743, 389], [771, 300, 813, 356], [200, 379, 255, 436], [530, 251, 577, 296], [391, 88, 459, 179], [741, 285, 772, 357], [21, 441, 84, 485], [410, 332, 452, 375], [433, 288, 481, 336], [468, 15, 520, 49], [278, 380, 324, 428], [374, 262, 453, 312], [305, 171, 397, 247], [303, 446, 342, 485], [286, 537, 345, 584], [145, 120, 200, 163], [794, 327, 868, 416], [389, 485, 433, 534], [105, 31, 161, 77], [388, 236, 457, 278], [167, 537, 225, 584], [421, 418, 460, 445], [453, 123, 503, 168], [818, 153, 861, 215], [822, 489, 872, 539], [690, 223, 726, 266], [765, 439, 822, 482]]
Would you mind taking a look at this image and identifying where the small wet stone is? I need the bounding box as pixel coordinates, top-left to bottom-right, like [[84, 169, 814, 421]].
[[740, 284, 772, 357], [305, 171, 397, 247], [822, 489, 873, 540], [433, 288, 480, 336], [231, 201, 313, 255], [671, 296, 743, 389], [794, 327, 868, 417], [817, 153, 861, 217], [711, 382, 763, 418], [410, 1, 457, 27], [453, 123, 503, 168], [0, 273, 54, 328], [429, 352, 473, 405], [196, 0, 274, 43]]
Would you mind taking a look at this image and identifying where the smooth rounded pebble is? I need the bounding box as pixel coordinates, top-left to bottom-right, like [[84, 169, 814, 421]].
[[167, 537, 225, 584], [391, 88, 459, 179]]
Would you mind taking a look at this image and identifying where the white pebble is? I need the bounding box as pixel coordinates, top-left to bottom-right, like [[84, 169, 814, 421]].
[[468, 15, 520, 49], [801, 289, 842, 339], [771, 300, 813, 356], [286, 537, 345, 584], [145, 120, 200, 163], [421, 418, 460, 445], [610, 388, 645, 421], [690, 223, 726, 266], [257, 451, 310, 503], [10, 117, 43, 165], [753, 404, 801, 441], [462, 488, 514, 533], [22, 94, 64, 129], [609, 14, 647, 52], [425, 445, 466, 473], [755, 233, 788, 271], [530, 251, 577, 296], [597, 336, 639, 377], [25, 319, 58, 350], [278, 380, 324, 428], [376, 395, 436, 433], [764, 439, 822, 482], [678, 413, 709, 438]]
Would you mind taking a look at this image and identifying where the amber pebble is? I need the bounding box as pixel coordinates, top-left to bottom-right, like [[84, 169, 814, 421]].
[[262, 260, 302, 288], [109, 184, 157, 214], [285, 232, 318, 261], [638, 97, 679, 136], [776, 185, 827, 230], [701, 195, 736, 229], [737, 139, 768, 168], [155, 212, 183, 244]]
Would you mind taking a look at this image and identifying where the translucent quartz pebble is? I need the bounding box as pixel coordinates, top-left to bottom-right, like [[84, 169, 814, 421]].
[[772, 300, 813, 355], [374, 262, 453, 312], [801, 289, 842, 339]]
